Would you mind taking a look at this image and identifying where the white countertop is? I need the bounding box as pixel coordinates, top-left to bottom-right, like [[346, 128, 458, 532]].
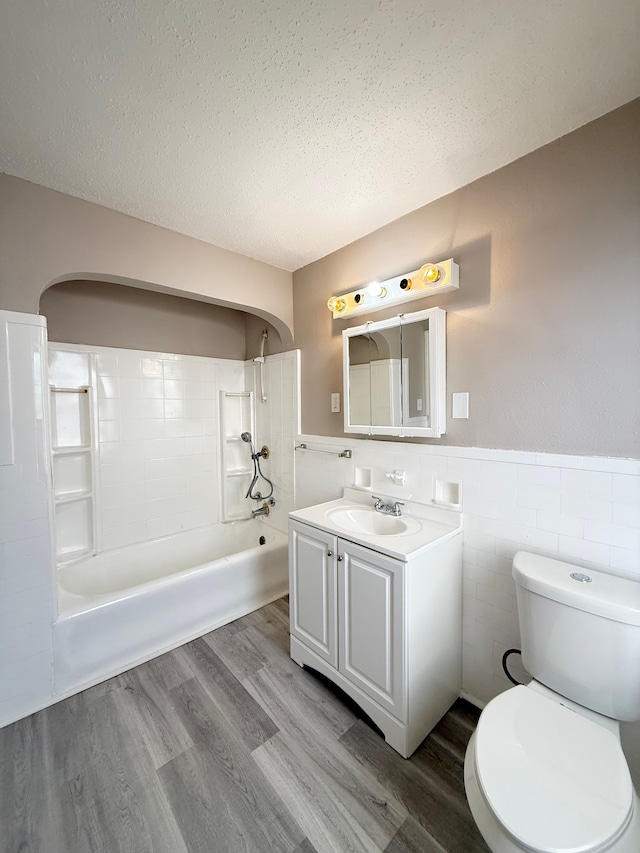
[[289, 489, 462, 561]]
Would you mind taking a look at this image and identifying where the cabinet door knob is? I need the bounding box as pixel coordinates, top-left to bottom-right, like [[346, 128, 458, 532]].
[[337, 555, 343, 561], [327, 550, 333, 557]]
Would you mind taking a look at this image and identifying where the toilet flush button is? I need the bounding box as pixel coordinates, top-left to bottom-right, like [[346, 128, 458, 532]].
[[570, 572, 592, 583]]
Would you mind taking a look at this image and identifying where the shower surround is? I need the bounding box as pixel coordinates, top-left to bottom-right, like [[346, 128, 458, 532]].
[[49, 342, 299, 553], [0, 312, 298, 726], [49, 343, 242, 554]]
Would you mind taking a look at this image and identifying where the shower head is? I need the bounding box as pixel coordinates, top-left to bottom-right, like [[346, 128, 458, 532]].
[[241, 432, 252, 443]]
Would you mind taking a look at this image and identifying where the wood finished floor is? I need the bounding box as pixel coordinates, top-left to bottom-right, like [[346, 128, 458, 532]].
[[0, 598, 489, 853]]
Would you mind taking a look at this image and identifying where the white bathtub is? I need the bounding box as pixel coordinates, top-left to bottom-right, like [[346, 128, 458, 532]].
[[52, 522, 288, 696]]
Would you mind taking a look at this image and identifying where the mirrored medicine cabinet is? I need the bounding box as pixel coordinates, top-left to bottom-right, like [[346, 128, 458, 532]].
[[342, 306, 446, 437]]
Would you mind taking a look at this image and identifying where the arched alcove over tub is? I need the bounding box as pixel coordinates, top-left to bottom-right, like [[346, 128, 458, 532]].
[[0, 174, 294, 347], [39, 280, 294, 706], [39, 278, 285, 359]]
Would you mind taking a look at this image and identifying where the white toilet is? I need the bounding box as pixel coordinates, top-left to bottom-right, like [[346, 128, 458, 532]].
[[464, 551, 640, 853]]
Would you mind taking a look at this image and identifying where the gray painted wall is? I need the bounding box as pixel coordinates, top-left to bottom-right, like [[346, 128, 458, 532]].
[[292, 99, 640, 458], [41, 280, 247, 359]]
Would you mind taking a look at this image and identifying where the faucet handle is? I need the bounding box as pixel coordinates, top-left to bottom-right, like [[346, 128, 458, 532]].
[[393, 501, 405, 516]]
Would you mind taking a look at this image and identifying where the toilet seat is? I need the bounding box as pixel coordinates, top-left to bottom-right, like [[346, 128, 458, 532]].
[[474, 686, 633, 853]]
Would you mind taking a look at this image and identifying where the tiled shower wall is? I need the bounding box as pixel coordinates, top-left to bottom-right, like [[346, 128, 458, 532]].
[[294, 434, 640, 706], [51, 344, 246, 551]]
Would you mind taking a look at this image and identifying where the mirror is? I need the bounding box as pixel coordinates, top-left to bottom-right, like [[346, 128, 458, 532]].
[[347, 325, 402, 428], [343, 307, 446, 437]]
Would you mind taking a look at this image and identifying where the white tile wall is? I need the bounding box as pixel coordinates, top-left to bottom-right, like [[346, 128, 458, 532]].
[[247, 350, 300, 534], [53, 344, 246, 550], [294, 434, 640, 707], [0, 312, 55, 726]]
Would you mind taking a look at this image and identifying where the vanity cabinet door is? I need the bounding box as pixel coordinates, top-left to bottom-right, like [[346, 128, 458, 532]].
[[289, 521, 338, 668], [338, 541, 405, 720]]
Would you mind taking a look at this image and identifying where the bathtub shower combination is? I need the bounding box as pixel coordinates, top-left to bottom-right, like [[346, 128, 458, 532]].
[[54, 522, 288, 694], [49, 344, 290, 698]]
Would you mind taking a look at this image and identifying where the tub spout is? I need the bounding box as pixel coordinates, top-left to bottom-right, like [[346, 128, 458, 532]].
[[251, 502, 270, 519]]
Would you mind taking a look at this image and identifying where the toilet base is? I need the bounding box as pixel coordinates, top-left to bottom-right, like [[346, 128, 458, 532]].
[[464, 731, 640, 853]]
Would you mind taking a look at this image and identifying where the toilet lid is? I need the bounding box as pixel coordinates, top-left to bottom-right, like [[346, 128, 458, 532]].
[[475, 686, 633, 853]]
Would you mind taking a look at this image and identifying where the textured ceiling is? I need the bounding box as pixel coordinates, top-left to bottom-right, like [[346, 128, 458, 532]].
[[0, 1, 638, 271]]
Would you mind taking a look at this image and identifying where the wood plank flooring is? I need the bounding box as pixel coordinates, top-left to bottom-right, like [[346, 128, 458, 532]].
[[0, 598, 489, 853]]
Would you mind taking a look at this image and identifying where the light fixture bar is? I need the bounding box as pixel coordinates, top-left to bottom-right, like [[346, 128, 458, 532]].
[[327, 258, 459, 319]]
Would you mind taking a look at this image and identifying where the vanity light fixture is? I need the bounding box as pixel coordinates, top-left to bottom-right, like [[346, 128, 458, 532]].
[[327, 257, 459, 318]]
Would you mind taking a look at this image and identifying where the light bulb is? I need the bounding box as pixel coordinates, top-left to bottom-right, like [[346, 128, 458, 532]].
[[419, 264, 441, 284], [366, 281, 387, 298], [327, 296, 345, 312]]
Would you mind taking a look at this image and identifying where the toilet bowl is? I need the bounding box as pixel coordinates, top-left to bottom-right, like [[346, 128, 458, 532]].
[[464, 685, 640, 853], [463, 552, 640, 853]]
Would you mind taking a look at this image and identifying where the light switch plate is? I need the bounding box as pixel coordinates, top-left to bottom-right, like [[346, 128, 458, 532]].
[[331, 392, 341, 413], [452, 392, 469, 419]]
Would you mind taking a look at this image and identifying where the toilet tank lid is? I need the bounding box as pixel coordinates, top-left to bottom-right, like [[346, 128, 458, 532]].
[[513, 552, 640, 626]]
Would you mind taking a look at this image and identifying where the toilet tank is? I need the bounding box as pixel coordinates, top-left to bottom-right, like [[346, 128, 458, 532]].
[[513, 552, 640, 721]]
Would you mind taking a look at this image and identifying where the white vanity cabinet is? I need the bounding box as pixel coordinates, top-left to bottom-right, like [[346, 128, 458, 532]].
[[289, 522, 338, 668], [289, 515, 462, 758]]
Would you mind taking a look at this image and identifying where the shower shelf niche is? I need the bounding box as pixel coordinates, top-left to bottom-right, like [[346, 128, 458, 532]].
[[48, 348, 99, 566]]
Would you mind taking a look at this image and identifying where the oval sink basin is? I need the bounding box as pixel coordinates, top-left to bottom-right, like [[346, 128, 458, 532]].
[[327, 507, 413, 536]]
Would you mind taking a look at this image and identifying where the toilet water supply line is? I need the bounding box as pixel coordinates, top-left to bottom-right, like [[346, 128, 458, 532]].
[[254, 329, 268, 403], [502, 648, 524, 685]]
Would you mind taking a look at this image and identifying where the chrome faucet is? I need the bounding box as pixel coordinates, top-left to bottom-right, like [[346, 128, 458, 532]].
[[372, 496, 405, 517], [251, 497, 275, 519]]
